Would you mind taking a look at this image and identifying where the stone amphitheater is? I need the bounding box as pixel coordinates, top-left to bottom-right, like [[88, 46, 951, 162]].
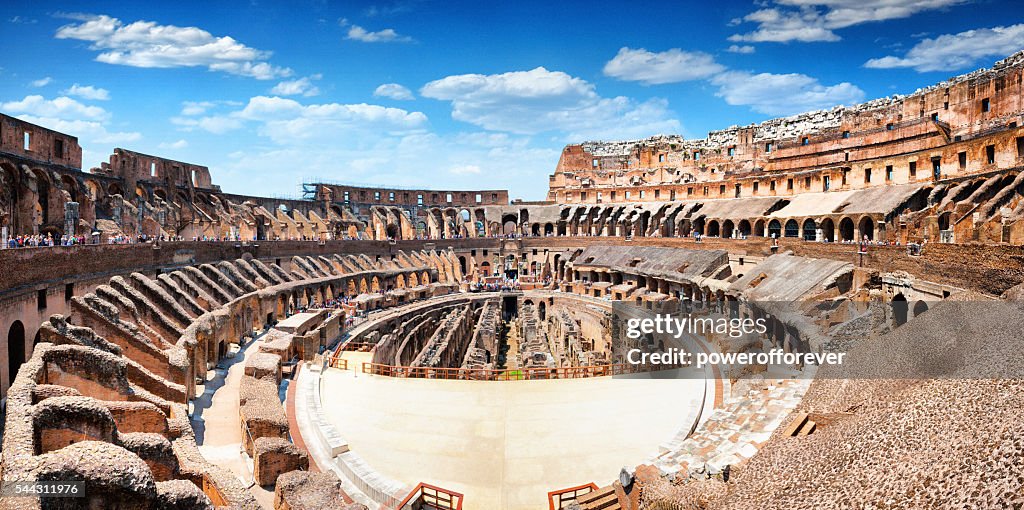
[[2, 51, 1024, 510]]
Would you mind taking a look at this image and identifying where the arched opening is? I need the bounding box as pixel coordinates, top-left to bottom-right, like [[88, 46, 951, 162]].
[[858, 216, 875, 241], [544, 223, 554, 236], [458, 256, 467, 275], [768, 219, 782, 238], [938, 212, 952, 231], [479, 261, 491, 277], [839, 217, 855, 241], [531, 223, 540, 236], [892, 293, 908, 326], [706, 220, 720, 237], [538, 301, 546, 320], [820, 218, 835, 242], [784, 219, 799, 238], [738, 219, 751, 238], [692, 217, 706, 236], [460, 209, 471, 222], [385, 224, 400, 240], [913, 300, 929, 317], [8, 320, 26, 386], [108, 182, 124, 197], [802, 218, 817, 241], [722, 220, 735, 239], [501, 215, 517, 236], [752, 219, 765, 237]]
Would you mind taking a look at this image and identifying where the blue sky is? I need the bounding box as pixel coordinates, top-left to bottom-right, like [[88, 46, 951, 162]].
[[1, 0, 1022, 200]]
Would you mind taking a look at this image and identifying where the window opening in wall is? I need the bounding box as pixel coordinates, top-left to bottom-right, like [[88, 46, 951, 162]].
[[932, 157, 942, 180], [54, 139, 64, 158], [982, 98, 990, 113], [446, 193, 453, 203], [1016, 136, 1024, 157], [475, 193, 482, 203], [823, 175, 830, 191], [787, 178, 793, 190], [909, 161, 917, 177], [389, 192, 395, 202], [958, 151, 967, 169], [865, 168, 872, 183], [728, 147, 735, 156], [24, 131, 31, 151], [65, 283, 74, 302], [801, 137, 809, 146], [719, 185, 725, 195], [753, 182, 759, 194], [765, 142, 772, 152], [886, 123, 894, 130], [374, 191, 381, 200], [770, 181, 776, 191], [804, 176, 811, 188], [150, 162, 156, 177], [735, 184, 741, 198], [986, 145, 995, 165], [886, 165, 893, 181], [37, 289, 47, 310], [842, 131, 850, 139]]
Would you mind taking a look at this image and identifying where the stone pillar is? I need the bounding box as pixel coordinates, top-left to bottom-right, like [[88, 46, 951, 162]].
[[816, 228, 823, 242], [64, 202, 79, 237]]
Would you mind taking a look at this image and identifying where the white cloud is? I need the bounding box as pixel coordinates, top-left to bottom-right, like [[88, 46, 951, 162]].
[[270, 75, 321, 97], [30, 77, 53, 87], [177, 95, 428, 143], [711, 70, 865, 115], [727, 44, 756, 54], [449, 164, 481, 175], [602, 47, 725, 85], [9, 16, 38, 24], [730, 1, 967, 43], [170, 115, 245, 134], [55, 14, 292, 79], [339, 18, 412, 43], [180, 101, 216, 116], [63, 83, 110, 100], [1, 95, 108, 121], [159, 139, 189, 149], [374, 83, 414, 100], [15, 116, 140, 144], [421, 66, 681, 139], [864, 24, 1024, 72]]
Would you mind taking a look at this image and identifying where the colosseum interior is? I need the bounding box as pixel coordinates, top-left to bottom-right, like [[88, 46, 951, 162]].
[[2, 41, 1024, 510]]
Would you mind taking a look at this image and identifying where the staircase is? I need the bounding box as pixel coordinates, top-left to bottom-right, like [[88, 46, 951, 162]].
[[574, 485, 621, 510]]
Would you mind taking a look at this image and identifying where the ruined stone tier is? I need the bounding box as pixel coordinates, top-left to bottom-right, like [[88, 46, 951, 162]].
[[314, 183, 509, 207], [550, 50, 1024, 203]]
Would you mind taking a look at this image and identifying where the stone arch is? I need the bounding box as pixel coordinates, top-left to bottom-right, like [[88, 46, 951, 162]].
[[359, 278, 368, 294], [7, 320, 26, 387], [458, 256, 467, 275], [544, 223, 554, 236], [768, 219, 782, 238], [784, 219, 799, 238], [737, 219, 751, 237], [692, 217, 706, 236], [722, 220, 735, 239], [858, 216, 875, 241], [396, 274, 406, 289], [938, 211, 952, 231], [501, 214, 517, 236], [531, 223, 540, 236], [752, 219, 765, 237], [839, 217, 855, 242], [706, 219, 720, 237], [480, 261, 491, 276], [60, 174, 80, 203], [892, 293, 908, 326], [913, 300, 929, 317], [820, 218, 835, 242], [802, 218, 817, 241]]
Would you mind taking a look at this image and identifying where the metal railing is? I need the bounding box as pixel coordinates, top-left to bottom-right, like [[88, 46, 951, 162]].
[[327, 356, 349, 370], [361, 362, 637, 381], [547, 483, 598, 510], [395, 482, 464, 510]]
